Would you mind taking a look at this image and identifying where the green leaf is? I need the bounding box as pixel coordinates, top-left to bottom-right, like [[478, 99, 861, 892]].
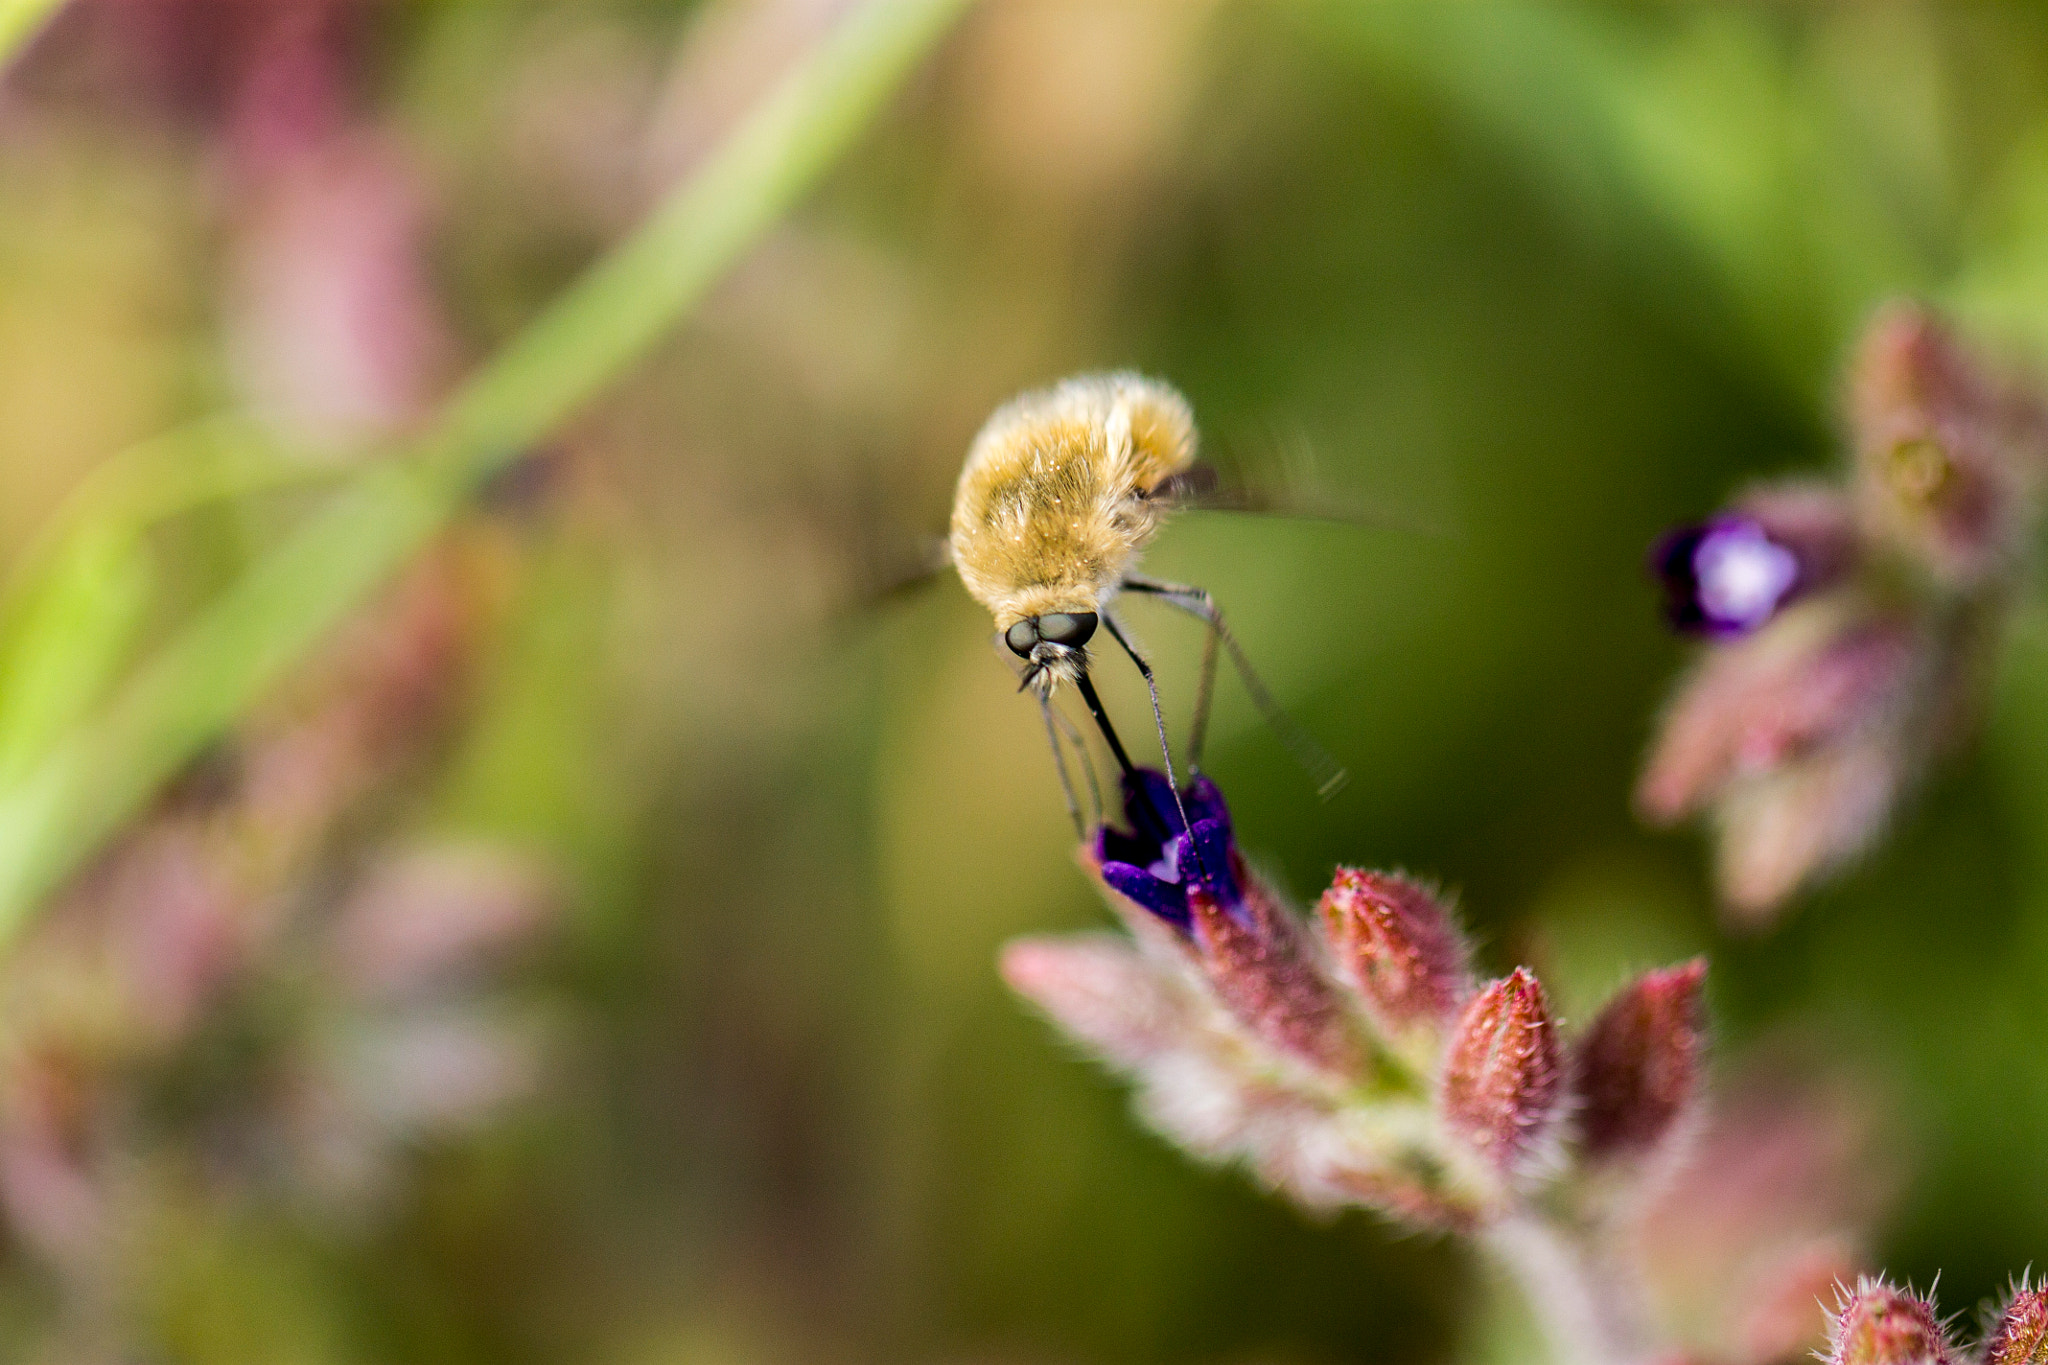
[[0, 417, 328, 787]]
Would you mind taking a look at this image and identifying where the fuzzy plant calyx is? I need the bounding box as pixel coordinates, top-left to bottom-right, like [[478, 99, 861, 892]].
[[1826, 1280, 1959, 1365], [1573, 958, 1708, 1164], [1439, 968, 1563, 1178], [1808, 1277, 2048, 1365], [1986, 1285, 2048, 1365], [1003, 769, 1711, 1231]]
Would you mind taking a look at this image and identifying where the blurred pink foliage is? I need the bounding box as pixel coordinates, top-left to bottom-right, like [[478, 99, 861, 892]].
[[31, 0, 457, 449], [0, 536, 558, 1348]]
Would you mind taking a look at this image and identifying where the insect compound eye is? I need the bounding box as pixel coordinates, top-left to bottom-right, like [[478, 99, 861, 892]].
[[1005, 619, 1040, 657], [1036, 611, 1097, 647]]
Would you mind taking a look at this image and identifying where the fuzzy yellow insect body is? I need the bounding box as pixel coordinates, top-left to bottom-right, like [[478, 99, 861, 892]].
[[947, 372, 1346, 827], [949, 372, 1196, 694]]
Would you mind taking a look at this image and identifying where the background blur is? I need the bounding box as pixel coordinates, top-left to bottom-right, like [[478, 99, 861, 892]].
[[3, 1, 2048, 1361]]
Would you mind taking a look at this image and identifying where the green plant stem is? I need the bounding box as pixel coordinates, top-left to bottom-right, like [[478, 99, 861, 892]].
[[0, 0, 973, 935], [1483, 1214, 1655, 1365], [0, 0, 64, 73]]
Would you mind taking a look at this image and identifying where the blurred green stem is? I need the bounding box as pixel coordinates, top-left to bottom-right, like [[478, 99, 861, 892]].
[[1483, 1215, 1652, 1365], [0, 0, 64, 73], [0, 0, 974, 934]]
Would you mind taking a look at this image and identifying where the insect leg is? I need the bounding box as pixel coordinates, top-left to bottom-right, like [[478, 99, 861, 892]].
[[1100, 613, 1211, 886], [1007, 637, 1106, 832], [1038, 693, 1086, 840], [1046, 698, 1106, 826], [1187, 612, 1220, 769], [1121, 576, 1349, 798]]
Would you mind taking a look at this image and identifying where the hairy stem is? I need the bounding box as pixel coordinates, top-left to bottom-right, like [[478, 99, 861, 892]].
[[1482, 1213, 1657, 1365]]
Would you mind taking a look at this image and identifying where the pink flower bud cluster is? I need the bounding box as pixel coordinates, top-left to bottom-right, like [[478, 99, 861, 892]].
[[1819, 1278, 2048, 1365], [1640, 304, 2048, 919], [1006, 773, 1902, 1364], [1003, 771, 1708, 1231]]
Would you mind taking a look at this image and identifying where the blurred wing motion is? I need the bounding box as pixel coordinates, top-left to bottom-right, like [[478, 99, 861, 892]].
[[863, 535, 953, 610], [1153, 459, 1451, 540]]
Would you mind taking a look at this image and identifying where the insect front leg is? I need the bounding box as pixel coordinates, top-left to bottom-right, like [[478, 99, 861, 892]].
[[1099, 612, 1210, 885]]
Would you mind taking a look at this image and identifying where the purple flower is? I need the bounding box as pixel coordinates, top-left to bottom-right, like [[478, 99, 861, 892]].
[[1653, 515, 1804, 637], [1093, 769, 1241, 930]]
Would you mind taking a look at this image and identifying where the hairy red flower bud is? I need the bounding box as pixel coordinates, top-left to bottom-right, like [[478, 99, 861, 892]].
[[1439, 968, 1562, 1174], [1986, 1287, 2048, 1365], [1316, 869, 1473, 1034], [1826, 1281, 1957, 1365], [1573, 959, 1707, 1162], [1189, 880, 1362, 1080]]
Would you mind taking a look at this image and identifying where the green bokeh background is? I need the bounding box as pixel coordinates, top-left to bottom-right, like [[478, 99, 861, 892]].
[[6, 2, 2048, 1360]]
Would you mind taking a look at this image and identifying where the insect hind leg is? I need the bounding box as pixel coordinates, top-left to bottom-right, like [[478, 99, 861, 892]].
[[1121, 575, 1349, 799]]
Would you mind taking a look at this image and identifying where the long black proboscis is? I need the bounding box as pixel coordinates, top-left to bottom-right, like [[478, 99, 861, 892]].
[[1073, 672, 1139, 784], [1073, 671, 1171, 850]]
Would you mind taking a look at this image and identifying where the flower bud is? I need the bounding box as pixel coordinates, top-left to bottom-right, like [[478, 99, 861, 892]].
[[1316, 869, 1472, 1035], [1850, 303, 2047, 589], [1190, 883, 1362, 1080], [1986, 1286, 2048, 1365], [1635, 601, 1925, 916], [1573, 959, 1707, 1162], [1439, 968, 1562, 1174], [1825, 1280, 1957, 1365], [1636, 609, 1916, 829]]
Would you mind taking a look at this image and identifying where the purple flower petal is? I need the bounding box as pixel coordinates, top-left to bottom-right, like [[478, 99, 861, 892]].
[[1653, 515, 1803, 637], [1099, 860, 1193, 929], [1094, 769, 1244, 930], [1185, 819, 1244, 923]]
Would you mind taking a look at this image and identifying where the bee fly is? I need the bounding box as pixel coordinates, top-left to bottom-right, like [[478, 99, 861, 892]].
[[946, 371, 1345, 846]]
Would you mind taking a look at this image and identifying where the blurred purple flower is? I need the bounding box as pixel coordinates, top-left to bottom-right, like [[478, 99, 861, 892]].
[[326, 844, 557, 1004], [1627, 1062, 1891, 1365], [38, 0, 367, 138], [0, 542, 554, 1312], [1851, 305, 2048, 589], [1655, 518, 1804, 637], [1642, 304, 2047, 918], [36, 0, 456, 450]]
